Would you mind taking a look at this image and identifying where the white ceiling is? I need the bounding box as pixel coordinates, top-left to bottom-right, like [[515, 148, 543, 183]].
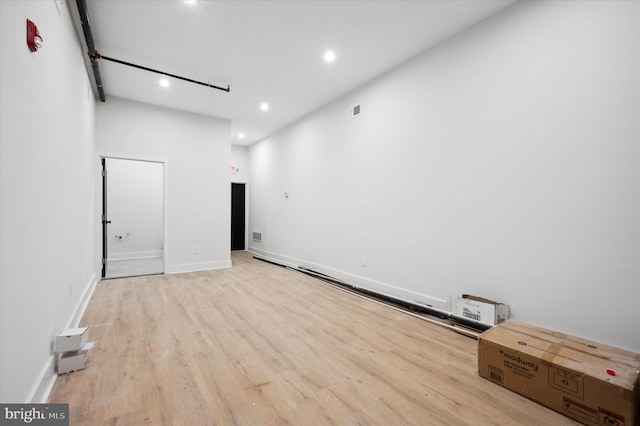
[[84, 0, 516, 145]]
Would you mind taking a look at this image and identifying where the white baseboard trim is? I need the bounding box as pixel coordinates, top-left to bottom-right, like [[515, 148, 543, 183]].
[[166, 259, 232, 274], [246, 247, 299, 269], [247, 247, 447, 311], [28, 272, 99, 403], [109, 250, 163, 261], [29, 360, 57, 404]]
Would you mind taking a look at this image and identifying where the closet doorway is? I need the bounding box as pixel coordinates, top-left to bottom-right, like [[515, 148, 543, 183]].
[[102, 157, 165, 279]]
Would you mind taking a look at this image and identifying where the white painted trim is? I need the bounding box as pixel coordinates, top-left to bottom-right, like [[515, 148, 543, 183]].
[[97, 152, 168, 165], [28, 358, 57, 404], [109, 251, 163, 261], [28, 272, 99, 403], [69, 272, 100, 329], [247, 247, 299, 268], [97, 153, 169, 280], [166, 260, 232, 274], [248, 247, 447, 311], [163, 160, 170, 281]]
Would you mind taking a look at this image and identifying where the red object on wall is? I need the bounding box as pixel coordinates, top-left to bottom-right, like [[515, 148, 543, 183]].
[[26, 19, 43, 52]]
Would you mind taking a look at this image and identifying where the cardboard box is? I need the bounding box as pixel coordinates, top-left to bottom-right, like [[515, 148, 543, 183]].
[[453, 294, 509, 326], [55, 327, 88, 353], [57, 350, 87, 374], [478, 320, 640, 426], [56, 342, 95, 374]]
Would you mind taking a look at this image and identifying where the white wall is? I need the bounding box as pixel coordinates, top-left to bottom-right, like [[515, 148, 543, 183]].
[[231, 145, 250, 252], [231, 145, 249, 184], [0, 1, 97, 402], [106, 158, 164, 260], [249, 0, 640, 352], [96, 97, 231, 273]]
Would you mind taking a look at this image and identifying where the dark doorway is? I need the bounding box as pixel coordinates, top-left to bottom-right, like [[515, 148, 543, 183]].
[[231, 183, 246, 251]]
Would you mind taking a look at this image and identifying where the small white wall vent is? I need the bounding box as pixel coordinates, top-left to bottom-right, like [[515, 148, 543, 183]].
[[346, 103, 362, 120], [252, 232, 262, 242]]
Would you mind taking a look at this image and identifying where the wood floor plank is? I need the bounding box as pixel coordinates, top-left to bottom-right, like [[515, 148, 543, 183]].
[[49, 252, 580, 425]]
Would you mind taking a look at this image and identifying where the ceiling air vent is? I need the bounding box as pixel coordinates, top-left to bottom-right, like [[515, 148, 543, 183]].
[[346, 103, 362, 121], [252, 232, 262, 242]]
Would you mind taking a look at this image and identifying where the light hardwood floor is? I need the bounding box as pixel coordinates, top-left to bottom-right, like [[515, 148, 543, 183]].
[[49, 252, 580, 425]]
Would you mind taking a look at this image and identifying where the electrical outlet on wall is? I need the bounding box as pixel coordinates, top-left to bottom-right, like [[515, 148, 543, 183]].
[[194, 246, 199, 255]]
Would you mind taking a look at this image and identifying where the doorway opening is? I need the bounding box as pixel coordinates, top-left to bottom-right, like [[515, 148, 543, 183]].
[[231, 183, 246, 251], [102, 157, 165, 279]]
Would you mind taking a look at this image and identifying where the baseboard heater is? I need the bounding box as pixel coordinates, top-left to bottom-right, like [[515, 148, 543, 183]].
[[252, 255, 490, 338]]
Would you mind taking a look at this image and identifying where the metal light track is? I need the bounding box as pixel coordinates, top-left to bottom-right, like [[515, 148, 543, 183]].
[[75, 0, 230, 102], [96, 54, 230, 93]]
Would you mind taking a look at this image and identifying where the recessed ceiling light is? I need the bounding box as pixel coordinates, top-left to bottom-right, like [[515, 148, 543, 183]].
[[184, 0, 197, 4], [159, 77, 170, 88], [324, 50, 336, 62], [260, 102, 269, 111], [238, 133, 245, 139]]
